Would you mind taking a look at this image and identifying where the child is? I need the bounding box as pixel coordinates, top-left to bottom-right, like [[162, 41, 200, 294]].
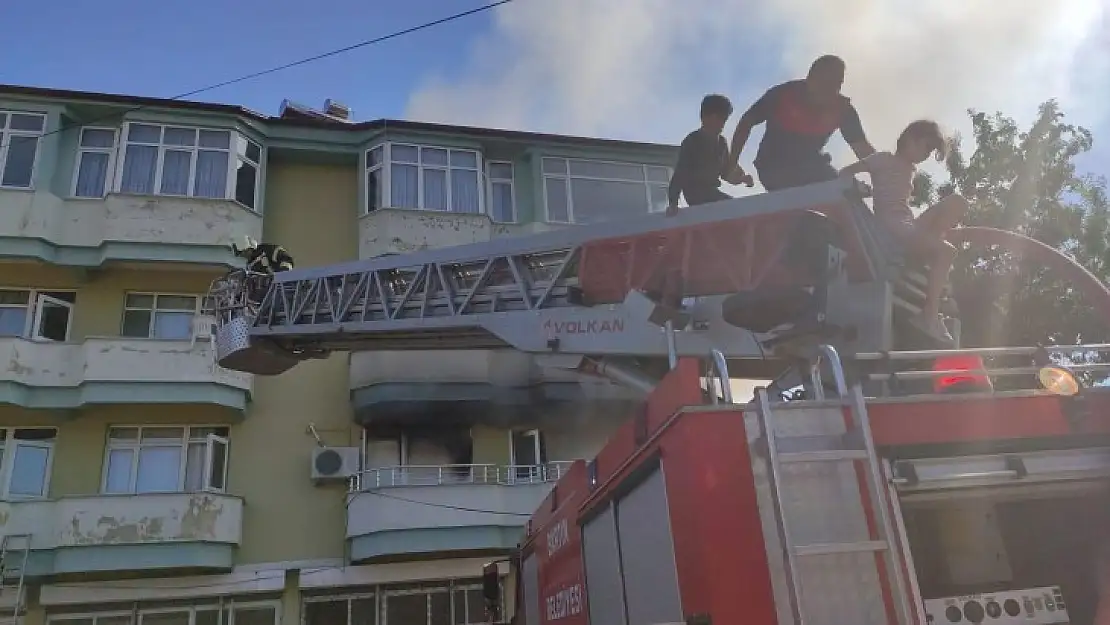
[[666, 94, 754, 216], [839, 119, 968, 343]]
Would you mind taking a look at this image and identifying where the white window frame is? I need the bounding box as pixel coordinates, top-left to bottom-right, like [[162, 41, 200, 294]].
[[121, 292, 204, 340], [364, 142, 485, 215], [233, 134, 263, 211], [100, 425, 230, 495], [113, 122, 263, 211], [70, 126, 119, 199], [0, 427, 57, 500], [541, 156, 672, 224], [0, 110, 47, 190], [47, 599, 281, 625], [0, 288, 76, 342], [486, 160, 516, 223]]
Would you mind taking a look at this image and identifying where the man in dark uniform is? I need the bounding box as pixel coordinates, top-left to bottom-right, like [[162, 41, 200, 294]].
[[232, 236, 295, 274], [727, 55, 875, 192]]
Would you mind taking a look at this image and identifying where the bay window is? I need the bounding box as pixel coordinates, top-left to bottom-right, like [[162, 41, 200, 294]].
[[365, 143, 482, 214], [0, 288, 75, 342], [115, 123, 262, 210], [542, 157, 671, 224], [102, 426, 229, 494], [0, 111, 46, 189]]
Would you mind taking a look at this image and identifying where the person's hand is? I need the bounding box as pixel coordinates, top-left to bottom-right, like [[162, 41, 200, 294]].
[[724, 165, 755, 188], [665, 204, 680, 217]]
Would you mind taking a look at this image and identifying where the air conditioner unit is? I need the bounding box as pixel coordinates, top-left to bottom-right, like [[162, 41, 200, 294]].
[[311, 447, 360, 483]]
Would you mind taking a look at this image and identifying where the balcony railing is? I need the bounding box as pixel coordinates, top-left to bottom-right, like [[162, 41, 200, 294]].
[[351, 462, 574, 491]]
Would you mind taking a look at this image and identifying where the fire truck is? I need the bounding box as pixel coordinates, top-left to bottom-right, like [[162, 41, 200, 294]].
[[209, 177, 1110, 625]]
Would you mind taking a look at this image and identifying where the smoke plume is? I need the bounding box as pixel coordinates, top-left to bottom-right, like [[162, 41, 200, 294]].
[[407, 0, 1108, 181]]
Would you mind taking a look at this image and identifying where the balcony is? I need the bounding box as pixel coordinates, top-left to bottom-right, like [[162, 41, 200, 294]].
[[346, 462, 572, 561], [0, 492, 243, 576], [0, 337, 251, 412], [0, 190, 260, 267], [358, 208, 557, 258]]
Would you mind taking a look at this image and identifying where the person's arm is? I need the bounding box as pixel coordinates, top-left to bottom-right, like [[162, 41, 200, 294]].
[[728, 86, 777, 168], [840, 103, 875, 159], [838, 157, 871, 178]]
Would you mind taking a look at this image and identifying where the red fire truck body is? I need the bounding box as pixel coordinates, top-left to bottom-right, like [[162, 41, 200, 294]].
[[514, 359, 1110, 625]]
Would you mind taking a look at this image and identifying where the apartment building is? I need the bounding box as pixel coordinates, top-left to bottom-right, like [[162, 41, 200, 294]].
[[0, 84, 677, 625]]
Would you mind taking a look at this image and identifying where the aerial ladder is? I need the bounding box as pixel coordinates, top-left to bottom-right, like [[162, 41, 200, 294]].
[[207, 177, 1110, 625], [209, 178, 959, 395]]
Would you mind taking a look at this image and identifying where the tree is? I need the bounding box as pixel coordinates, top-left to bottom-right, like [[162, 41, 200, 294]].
[[912, 100, 1110, 348]]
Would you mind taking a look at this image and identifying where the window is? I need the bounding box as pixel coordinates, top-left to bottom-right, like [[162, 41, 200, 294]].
[[121, 293, 200, 340], [116, 123, 262, 210], [72, 127, 118, 198], [487, 161, 515, 222], [0, 111, 46, 189], [49, 600, 279, 625], [305, 582, 498, 625], [0, 428, 56, 498], [365, 143, 482, 214], [103, 426, 229, 494], [542, 157, 671, 224], [0, 289, 75, 341], [510, 429, 547, 481]]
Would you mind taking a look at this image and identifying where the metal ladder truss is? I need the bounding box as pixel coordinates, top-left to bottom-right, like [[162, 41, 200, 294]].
[[240, 179, 860, 340], [754, 345, 908, 625], [255, 244, 583, 337], [0, 534, 30, 619]]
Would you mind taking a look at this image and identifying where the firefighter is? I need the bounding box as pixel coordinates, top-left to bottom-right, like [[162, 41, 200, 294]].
[[232, 236, 295, 274]]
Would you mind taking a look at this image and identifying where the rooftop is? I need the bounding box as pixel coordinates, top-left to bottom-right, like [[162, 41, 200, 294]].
[[0, 83, 676, 151]]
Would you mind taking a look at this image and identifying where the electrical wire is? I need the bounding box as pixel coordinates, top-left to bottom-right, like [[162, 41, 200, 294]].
[[0, 0, 515, 152], [347, 485, 534, 517]]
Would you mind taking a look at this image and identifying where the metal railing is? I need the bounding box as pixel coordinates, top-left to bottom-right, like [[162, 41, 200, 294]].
[[854, 343, 1110, 390], [351, 461, 575, 491]]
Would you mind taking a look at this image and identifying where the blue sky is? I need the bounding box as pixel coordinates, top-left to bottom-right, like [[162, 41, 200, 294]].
[[2, 0, 1106, 180]]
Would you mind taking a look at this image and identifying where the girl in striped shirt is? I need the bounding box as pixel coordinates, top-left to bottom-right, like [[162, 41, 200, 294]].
[[839, 120, 968, 344]]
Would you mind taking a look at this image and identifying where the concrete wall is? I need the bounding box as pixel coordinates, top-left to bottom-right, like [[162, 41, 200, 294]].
[[230, 161, 361, 564], [0, 492, 242, 549], [0, 191, 260, 251], [347, 482, 552, 537], [0, 337, 248, 390]]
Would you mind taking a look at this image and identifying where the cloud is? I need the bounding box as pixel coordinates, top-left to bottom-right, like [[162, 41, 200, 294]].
[[407, 0, 1109, 177]]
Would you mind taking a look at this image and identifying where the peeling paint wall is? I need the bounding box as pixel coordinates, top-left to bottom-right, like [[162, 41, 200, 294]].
[[0, 337, 249, 390], [0, 493, 243, 550], [0, 191, 261, 249], [357, 208, 557, 258]]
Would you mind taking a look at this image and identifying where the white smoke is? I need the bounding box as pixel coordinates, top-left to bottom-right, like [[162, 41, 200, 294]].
[[407, 0, 1108, 180]]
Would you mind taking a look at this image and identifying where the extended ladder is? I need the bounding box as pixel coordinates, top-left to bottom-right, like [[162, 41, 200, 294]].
[[753, 346, 909, 625], [0, 534, 30, 622]]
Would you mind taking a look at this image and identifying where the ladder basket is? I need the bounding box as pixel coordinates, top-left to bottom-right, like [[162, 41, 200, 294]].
[[215, 317, 299, 376]]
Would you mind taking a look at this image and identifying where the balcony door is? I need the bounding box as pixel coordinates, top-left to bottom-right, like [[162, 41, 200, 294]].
[[511, 429, 546, 482]]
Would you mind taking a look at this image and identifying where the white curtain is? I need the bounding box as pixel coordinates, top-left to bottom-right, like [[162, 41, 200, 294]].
[[490, 181, 513, 221], [195, 150, 229, 198], [423, 168, 448, 210], [451, 169, 480, 214], [159, 150, 191, 195], [75, 152, 110, 197], [120, 144, 157, 193], [391, 163, 419, 208]]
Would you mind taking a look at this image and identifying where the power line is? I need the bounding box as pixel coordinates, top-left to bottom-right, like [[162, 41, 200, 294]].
[[0, 0, 514, 151], [348, 486, 534, 517]]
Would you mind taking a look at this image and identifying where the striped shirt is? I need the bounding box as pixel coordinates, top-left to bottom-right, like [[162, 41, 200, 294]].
[[862, 151, 915, 223]]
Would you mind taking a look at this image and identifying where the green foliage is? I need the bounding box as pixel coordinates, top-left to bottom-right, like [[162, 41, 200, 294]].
[[911, 100, 1110, 347]]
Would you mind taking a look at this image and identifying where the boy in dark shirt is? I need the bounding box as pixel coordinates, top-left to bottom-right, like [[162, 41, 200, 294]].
[[666, 94, 753, 216]]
